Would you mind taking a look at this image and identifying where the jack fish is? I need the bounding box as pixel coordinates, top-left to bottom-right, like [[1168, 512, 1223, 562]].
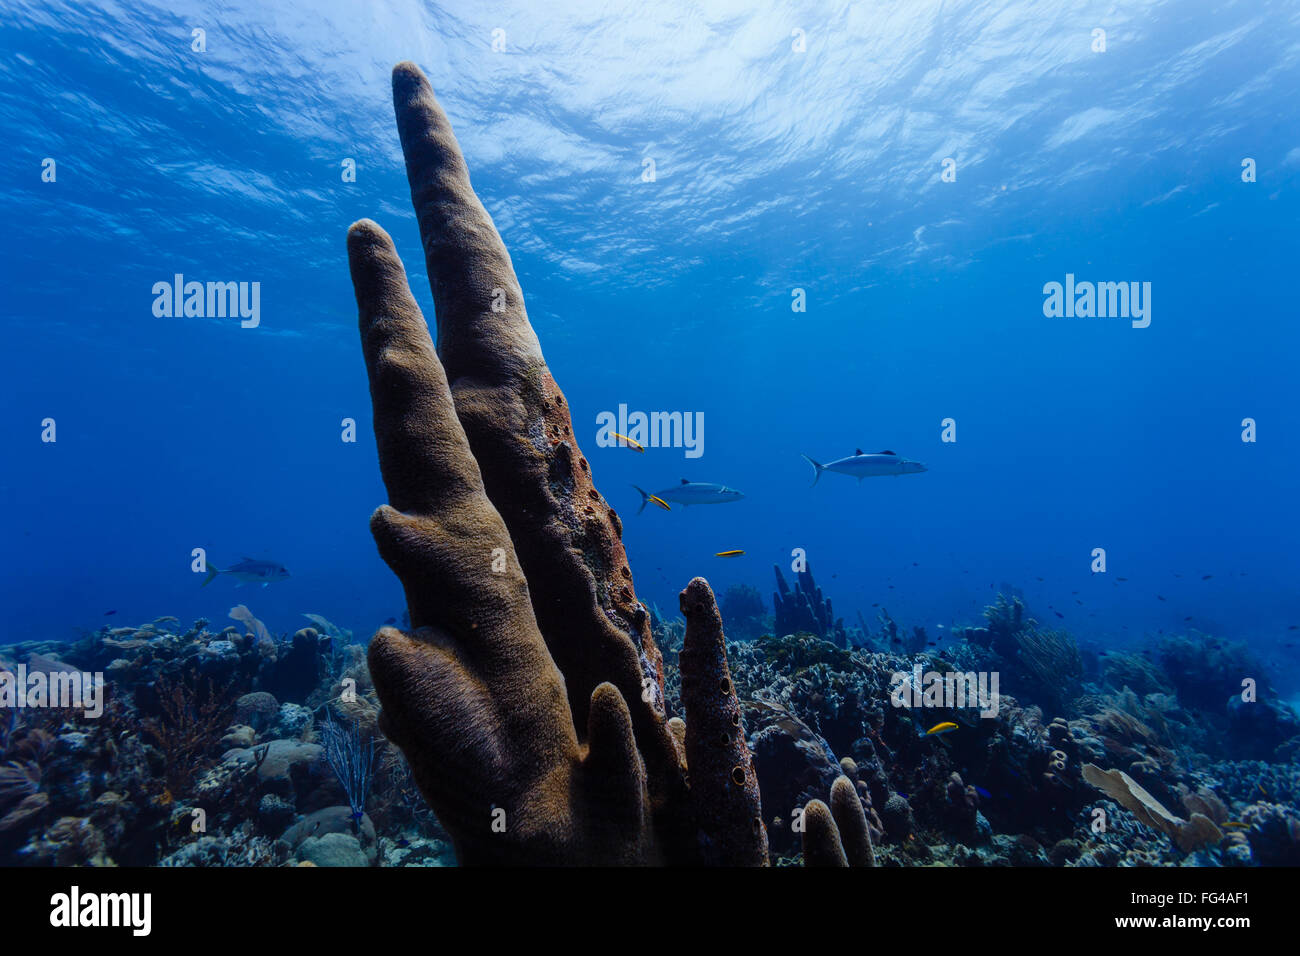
[[802, 449, 927, 484], [633, 480, 744, 514], [202, 557, 291, 588]]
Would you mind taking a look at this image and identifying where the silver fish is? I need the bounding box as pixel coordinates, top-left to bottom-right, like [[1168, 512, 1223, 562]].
[[802, 449, 927, 484], [632, 479, 744, 514], [202, 557, 291, 588]]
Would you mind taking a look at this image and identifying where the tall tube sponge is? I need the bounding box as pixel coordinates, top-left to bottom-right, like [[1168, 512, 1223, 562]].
[[347, 62, 778, 864]]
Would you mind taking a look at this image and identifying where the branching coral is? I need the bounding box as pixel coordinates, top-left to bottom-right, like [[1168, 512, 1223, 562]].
[[1014, 626, 1083, 715], [1241, 802, 1300, 866], [982, 593, 1025, 657], [141, 673, 236, 795], [0, 761, 40, 816], [974, 595, 1083, 716], [1101, 652, 1172, 697], [0, 707, 17, 753], [1158, 634, 1260, 711], [349, 63, 769, 865], [773, 563, 846, 646]]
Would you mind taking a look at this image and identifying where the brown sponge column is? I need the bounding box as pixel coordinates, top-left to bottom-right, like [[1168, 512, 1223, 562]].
[[349, 219, 651, 864], [802, 774, 876, 867], [349, 61, 788, 865], [829, 775, 876, 866], [380, 61, 695, 855], [801, 799, 849, 867], [388, 61, 663, 747], [679, 578, 770, 865]]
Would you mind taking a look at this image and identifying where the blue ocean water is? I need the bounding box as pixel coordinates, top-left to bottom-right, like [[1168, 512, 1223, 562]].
[[2, 1, 1297, 701]]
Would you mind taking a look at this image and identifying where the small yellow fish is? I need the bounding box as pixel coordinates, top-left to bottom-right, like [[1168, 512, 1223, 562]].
[[647, 495, 671, 511], [1222, 821, 1251, 830], [715, 550, 746, 558], [610, 432, 645, 452], [923, 721, 959, 737]]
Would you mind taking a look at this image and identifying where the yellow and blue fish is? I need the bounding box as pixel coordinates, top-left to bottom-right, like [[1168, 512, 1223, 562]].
[[919, 721, 958, 738], [610, 431, 645, 452]]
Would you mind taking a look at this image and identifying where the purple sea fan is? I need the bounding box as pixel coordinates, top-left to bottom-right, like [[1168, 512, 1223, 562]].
[[321, 714, 376, 832]]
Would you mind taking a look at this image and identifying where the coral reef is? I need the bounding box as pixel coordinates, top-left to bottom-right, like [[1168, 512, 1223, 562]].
[[1158, 634, 1260, 711], [1081, 763, 1223, 852], [964, 595, 1082, 714], [1, 581, 1296, 867], [0, 611, 450, 867], [1239, 802, 1300, 866], [715, 596, 1298, 867]]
